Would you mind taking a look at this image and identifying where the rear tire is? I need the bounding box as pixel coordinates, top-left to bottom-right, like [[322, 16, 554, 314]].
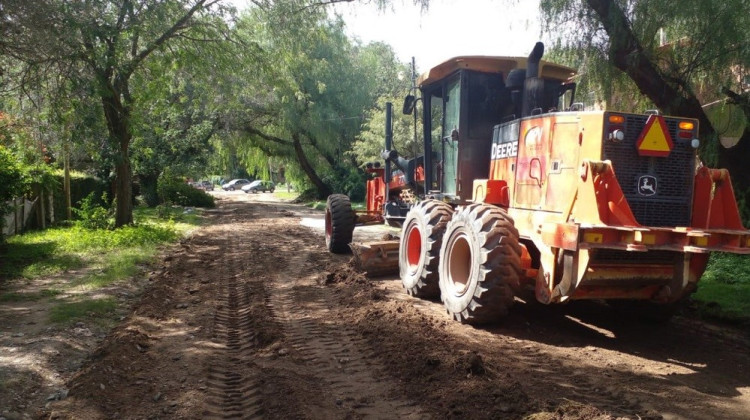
[[325, 194, 355, 254], [439, 204, 522, 324], [399, 200, 453, 297]]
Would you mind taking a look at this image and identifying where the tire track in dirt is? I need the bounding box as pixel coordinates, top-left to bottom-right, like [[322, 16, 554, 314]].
[[265, 245, 429, 419], [202, 233, 265, 420]]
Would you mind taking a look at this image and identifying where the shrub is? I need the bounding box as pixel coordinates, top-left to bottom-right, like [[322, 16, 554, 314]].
[[72, 192, 113, 230], [156, 174, 215, 208], [322, 165, 366, 201], [50, 171, 107, 222], [0, 146, 28, 240]]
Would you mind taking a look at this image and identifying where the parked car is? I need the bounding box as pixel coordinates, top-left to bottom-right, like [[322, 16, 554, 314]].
[[242, 180, 275, 193], [221, 179, 251, 191], [200, 181, 214, 191]]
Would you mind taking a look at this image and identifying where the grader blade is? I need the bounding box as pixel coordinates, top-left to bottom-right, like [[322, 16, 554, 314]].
[[350, 240, 400, 277]]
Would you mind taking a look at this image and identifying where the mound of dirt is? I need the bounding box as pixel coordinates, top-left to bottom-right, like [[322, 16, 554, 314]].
[[322, 259, 368, 285]]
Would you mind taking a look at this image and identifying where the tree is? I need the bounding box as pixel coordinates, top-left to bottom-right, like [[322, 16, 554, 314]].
[[130, 42, 230, 206], [225, 2, 395, 198], [349, 42, 416, 164], [538, 0, 750, 214], [1, 0, 231, 226]]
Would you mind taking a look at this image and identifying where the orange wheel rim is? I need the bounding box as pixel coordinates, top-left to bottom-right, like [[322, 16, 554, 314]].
[[447, 232, 472, 296], [406, 224, 422, 272], [325, 209, 332, 242]]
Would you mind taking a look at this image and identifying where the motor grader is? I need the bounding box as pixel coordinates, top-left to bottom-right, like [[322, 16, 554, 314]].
[[325, 42, 750, 324]]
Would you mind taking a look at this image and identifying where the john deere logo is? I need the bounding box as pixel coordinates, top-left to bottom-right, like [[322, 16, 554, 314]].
[[638, 175, 657, 196]]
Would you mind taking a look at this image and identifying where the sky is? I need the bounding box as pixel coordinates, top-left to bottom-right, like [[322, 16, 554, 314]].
[[228, 0, 547, 71]]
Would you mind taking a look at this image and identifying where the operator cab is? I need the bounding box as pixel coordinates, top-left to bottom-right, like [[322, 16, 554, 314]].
[[407, 43, 576, 201]]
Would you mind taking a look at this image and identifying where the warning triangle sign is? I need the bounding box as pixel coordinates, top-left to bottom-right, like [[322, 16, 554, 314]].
[[636, 115, 673, 157]]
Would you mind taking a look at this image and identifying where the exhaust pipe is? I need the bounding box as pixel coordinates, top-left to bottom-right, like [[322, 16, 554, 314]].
[[385, 102, 393, 184], [522, 42, 545, 117], [526, 42, 544, 79]]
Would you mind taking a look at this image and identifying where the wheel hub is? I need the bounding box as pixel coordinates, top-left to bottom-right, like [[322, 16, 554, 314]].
[[447, 232, 472, 296], [325, 209, 332, 244], [406, 224, 423, 274]]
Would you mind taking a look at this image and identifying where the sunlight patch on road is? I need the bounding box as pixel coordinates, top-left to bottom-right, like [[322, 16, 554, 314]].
[[300, 217, 324, 231], [564, 315, 616, 339]]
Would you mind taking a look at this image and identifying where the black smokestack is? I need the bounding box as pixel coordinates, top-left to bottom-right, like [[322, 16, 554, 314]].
[[526, 42, 544, 79]]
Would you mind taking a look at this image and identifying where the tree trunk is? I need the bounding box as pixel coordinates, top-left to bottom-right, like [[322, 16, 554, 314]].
[[293, 135, 332, 198], [585, 0, 713, 134], [101, 93, 134, 227], [114, 152, 134, 226], [64, 140, 71, 220]]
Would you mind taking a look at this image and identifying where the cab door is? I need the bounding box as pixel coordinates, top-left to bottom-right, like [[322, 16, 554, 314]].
[[441, 76, 460, 196], [514, 117, 550, 207]]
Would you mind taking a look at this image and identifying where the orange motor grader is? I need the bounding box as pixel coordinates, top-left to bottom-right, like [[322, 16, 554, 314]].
[[325, 42, 750, 324]]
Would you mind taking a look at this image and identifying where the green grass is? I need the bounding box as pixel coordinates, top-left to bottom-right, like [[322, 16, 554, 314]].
[[693, 253, 750, 323], [306, 200, 365, 211], [1, 205, 201, 280], [0, 204, 203, 324], [71, 248, 160, 289], [49, 297, 118, 325], [0, 289, 62, 303], [0, 223, 178, 281], [273, 191, 299, 201], [135, 205, 203, 229]]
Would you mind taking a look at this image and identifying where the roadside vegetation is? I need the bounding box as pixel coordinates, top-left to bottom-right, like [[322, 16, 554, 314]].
[[694, 253, 750, 324], [0, 205, 202, 325]]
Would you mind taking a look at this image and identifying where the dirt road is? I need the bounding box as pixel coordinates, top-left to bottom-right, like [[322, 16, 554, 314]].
[[4, 193, 750, 419]]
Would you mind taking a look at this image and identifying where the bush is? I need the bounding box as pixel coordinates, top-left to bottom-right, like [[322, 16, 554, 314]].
[[156, 174, 215, 208], [0, 146, 28, 239], [50, 171, 107, 222], [72, 192, 113, 230], [322, 165, 366, 201]]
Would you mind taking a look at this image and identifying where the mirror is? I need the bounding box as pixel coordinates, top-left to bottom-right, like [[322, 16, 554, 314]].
[[402, 95, 416, 114]]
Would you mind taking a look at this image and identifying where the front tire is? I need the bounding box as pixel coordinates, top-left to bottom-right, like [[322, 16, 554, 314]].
[[325, 194, 355, 254], [399, 200, 453, 297], [439, 204, 522, 324]]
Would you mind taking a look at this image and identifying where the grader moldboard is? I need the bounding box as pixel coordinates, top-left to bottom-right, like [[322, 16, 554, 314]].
[[325, 42, 750, 324]]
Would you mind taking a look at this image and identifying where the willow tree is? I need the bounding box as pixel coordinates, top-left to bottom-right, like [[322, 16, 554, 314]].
[[225, 1, 398, 198], [538, 0, 750, 209]]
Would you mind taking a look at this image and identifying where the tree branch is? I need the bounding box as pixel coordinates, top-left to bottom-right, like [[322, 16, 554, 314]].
[[585, 0, 714, 138], [242, 125, 292, 146], [293, 0, 354, 14], [722, 87, 750, 119], [124, 0, 218, 79]]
